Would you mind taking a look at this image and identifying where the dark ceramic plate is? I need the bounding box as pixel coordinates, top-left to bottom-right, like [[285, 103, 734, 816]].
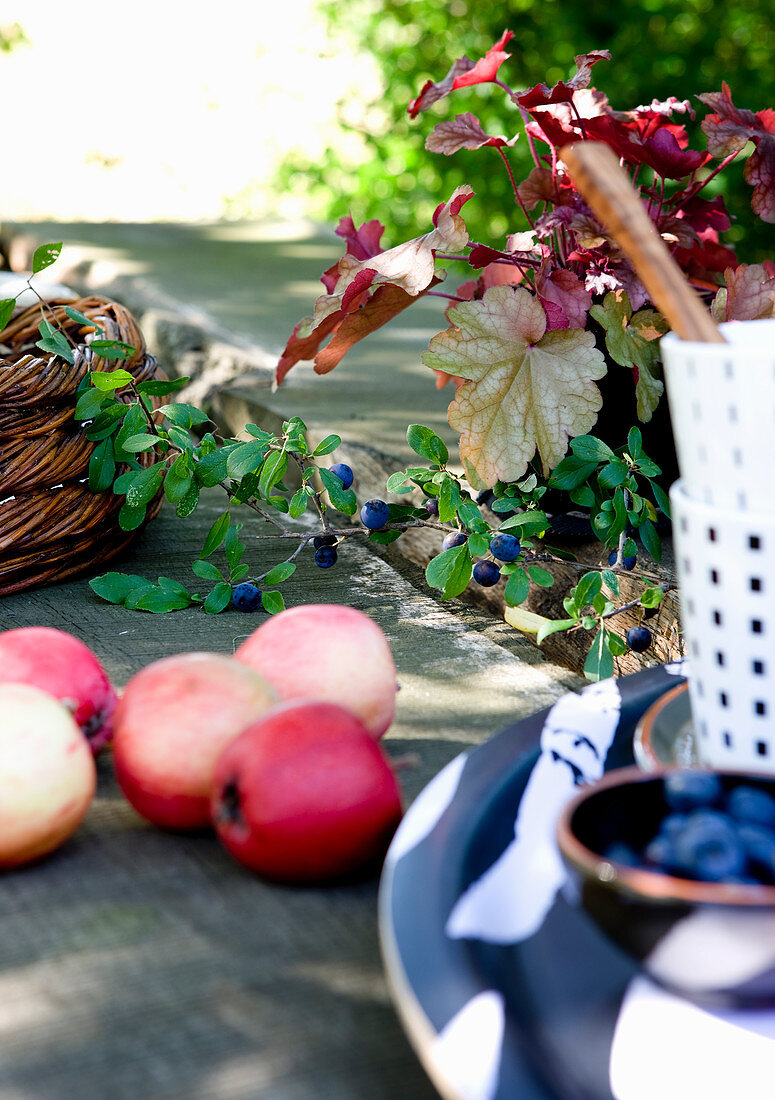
[[379, 662, 775, 1100]]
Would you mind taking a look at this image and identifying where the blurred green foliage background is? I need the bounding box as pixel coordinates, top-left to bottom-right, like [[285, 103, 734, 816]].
[[279, 0, 775, 262]]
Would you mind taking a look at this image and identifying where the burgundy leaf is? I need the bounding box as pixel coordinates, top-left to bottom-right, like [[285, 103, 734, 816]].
[[641, 129, 710, 179], [408, 30, 513, 118], [699, 85, 775, 221], [516, 50, 611, 109], [536, 268, 592, 328], [426, 112, 518, 155], [713, 263, 775, 321]]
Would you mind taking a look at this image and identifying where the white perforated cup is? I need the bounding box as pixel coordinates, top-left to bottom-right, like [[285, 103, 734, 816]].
[[661, 320, 775, 512], [671, 480, 775, 772]]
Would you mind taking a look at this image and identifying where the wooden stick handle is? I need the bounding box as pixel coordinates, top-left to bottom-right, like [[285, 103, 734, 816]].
[[560, 142, 725, 343]]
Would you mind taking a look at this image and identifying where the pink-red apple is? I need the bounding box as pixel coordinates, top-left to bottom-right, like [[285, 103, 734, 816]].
[[211, 700, 403, 883], [0, 626, 118, 753], [234, 604, 398, 738], [0, 683, 96, 867], [112, 652, 278, 830]]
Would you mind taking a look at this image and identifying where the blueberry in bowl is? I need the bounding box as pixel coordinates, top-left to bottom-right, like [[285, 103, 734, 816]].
[[557, 766, 775, 1006]]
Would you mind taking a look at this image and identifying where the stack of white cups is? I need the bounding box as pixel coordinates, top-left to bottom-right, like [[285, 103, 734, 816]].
[[662, 319, 775, 772]]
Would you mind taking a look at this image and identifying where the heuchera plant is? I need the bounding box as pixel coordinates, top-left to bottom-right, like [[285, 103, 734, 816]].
[[277, 30, 775, 491]]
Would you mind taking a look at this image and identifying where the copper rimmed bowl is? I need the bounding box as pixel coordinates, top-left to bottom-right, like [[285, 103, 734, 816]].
[[557, 766, 775, 1006]]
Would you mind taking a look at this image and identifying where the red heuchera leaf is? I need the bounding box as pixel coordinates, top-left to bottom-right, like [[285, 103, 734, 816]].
[[672, 226, 739, 284], [321, 216, 385, 292], [426, 113, 518, 155], [699, 84, 775, 222], [673, 195, 731, 234], [276, 187, 473, 383], [640, 129, 710, 179], [516, 50, 611, 109], [408, 30, 513, 118], [711, 263, 775, 322], [535, 268, 592, 329]]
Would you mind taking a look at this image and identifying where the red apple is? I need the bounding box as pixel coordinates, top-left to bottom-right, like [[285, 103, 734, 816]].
[[112, 652, 278, 830], [0, 626, 118, 752], [0, 683, 97, 867], [211, 700, 403, 883], [234, 604, 398, 738]]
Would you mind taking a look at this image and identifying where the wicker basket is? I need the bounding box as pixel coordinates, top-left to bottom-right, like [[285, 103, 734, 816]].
[[0, 295, 164, 596]]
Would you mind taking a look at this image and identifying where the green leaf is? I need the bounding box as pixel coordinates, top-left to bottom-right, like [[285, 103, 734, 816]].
[[312, 433, 341, 456], [572, 571, 604, 611], [641, 587, 665, 609], [226, 441, 270, 480], [164, 453, 194, 503], [90, 369, 133, 392], [224, 524, 246, 570], [89, 339, 136, 361], [289, 487, 308, 518], [204, 582, 233, 614], [122, 433, 160, 453], [114, 404, 147, 460], [607, 631, 628, 657], [639, 518, 662, 562], [157, 576, 192, 598], [135, 586, 194, 613], [369, 528, 404, 544], [124, 465, 164, 509], [84, 404, 129, 441], [425, 543, 472, 600], [261, 590, 286, 615], [73, 386, 108, 422], [528, 565, 554, 587], [627, 426, 643, 458], [89, 572, 151, 604], [650, 480, 671, 518], [166, 424, 194, 452], [175, 482, 200, 517], [601, 568, 620, 596], [498, 510, 548, 535], [65, 306, 101, 329], [195, 447, 232, 486], [201, 511, 230, 557], [159, 403, 210, 428], [504, 568, 530, 607], [318, 466, 357, 515], [570, 485, 596, 508], [118, 502, 147, 531], [0, 297, 15, 333], [258, 450, 288, 498], [468, 533, 490, 557], [386, 471, 411, 494], [88, 437, 116, 492], [123, 581, 158, 609], [584, 628, 615, 682], [437, 475, 461, 523], [231, 564, 251, 583], [136, 376, 189, 396], [32, 241, 62, 273], [536, 617, 577, 645], [589, 292, 668, 422], [192, 559, 223, 581], [407, 424, 448, 465], [569, 435, 614, 463], [598, 459, 629, 488], [263, 562, 296, 586], [548, 456, 599, 491]]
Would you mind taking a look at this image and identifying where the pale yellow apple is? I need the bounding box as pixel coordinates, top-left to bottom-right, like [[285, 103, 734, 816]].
[[0, 683, 97, 867]]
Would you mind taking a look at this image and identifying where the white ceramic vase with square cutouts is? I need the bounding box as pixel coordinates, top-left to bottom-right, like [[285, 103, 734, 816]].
[[671, 481, 775, 772], [661, 319, 775, 513]]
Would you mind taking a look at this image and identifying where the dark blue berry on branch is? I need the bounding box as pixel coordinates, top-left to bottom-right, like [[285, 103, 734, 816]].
[[232, 583, 264, 612], [360, 499, 391, 529], [314, 546, 338, 568], [626, 625, 652, 652], [473, 560, 501, 587], [424, 497, 439, 516], [490, 533, 521, 561], [442, 531, 468, 551], [329, 462, 354, 489]]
